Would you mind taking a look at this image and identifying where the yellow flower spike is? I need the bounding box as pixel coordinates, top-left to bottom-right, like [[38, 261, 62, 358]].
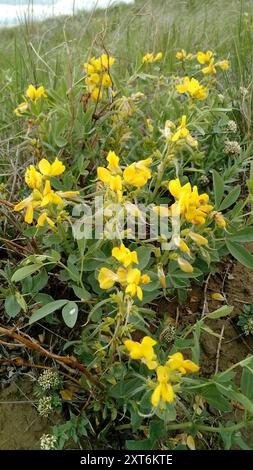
[[106, 151, 120, 172], [112, 244, 138, 267], [151, 365, 174, 407], [37, 212, 55, 228], [177, 257, 193, 273], [26, 84, 47, 101], [123, 158, 152, 188], [98, 267, 118, 290], [25, 165, 42, 189], [124, 336, 157, 370], [167, 352, 199, 374], [189, 232, 208, 245], [197, 50, 213, 64], [38, 157, 65, 177], [58, 190, 79, 199], [14, 101, 28, 116]]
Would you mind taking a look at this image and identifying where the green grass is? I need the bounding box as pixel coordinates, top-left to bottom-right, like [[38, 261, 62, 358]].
[[0, 0, 253, 189]]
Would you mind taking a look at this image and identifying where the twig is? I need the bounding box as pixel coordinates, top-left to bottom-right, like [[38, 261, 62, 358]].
[[0, 326, 104, 390], [215, 324, 225, 374], [0, 357, 81, 386], [201, 273, 211, 318]]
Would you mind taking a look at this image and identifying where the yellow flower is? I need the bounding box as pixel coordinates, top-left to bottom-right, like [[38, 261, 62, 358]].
[[125, 268, 143, 300], [142, 52, 162, 63], [25, 165, 42, 189], [142, 52, 154, 63], [102, 73, 112, 88], [106, 151, 120, 172], [211, 292, 225, 301], [171, 115, 189, 142], [112, 244, 138, 267], [91, 87, 103, 101], [176, 50, 193, 60], [216, 60, 229, 71], [154, 52, 163, 61], [197, 50, 213, 64], [176, 77, 207, 100], [176, 49, 187, 60], [14, 196, 40, 224], [124, 336, 157, 370], [189, 232, 208, 245], [38, 158, 65, 177], [39, 180, 63, 207], [26, 84, 47, 101], [14, 101, 28, 116], [167, 352, 199, 374], [116, 266, 150, 300], [213, 211, 227, 228], [109, 175, 122, 192], [151, 365, 174, 407], [170, 115, 197, 146], [98, 267, 119, 289], [97, 167, 111, 184], [100, 53, 115, 70], [123, 158, 152, 188], [168, 179, 213, 226], [177, 257, 193, 273], [202, 58, 216, 74], [178, 239, 190, 254], [37, 212, 55, 228]]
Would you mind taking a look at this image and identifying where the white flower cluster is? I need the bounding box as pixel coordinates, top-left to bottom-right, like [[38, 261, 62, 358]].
[[224, 140, 241, 156], [227, 120, 237, 133], [40, 434, 57, 450], [37, 396, 53, 417], [38, 369, 60, 391]]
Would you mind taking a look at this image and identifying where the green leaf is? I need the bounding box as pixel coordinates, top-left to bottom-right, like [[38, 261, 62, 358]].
[[217, 384, 253, 414], [212, 170, 224, 208], [4, 295, 21, 318], [11, 264, 42, 283], [29, 299, 68, 324], [32, 269, 48, 292], [126, 439, 153, 450], [208, 305, 234, 319], [219, 186, 240, 210], [226, 227, 253, 243], [201, 384, 233, 412], [62, 301, 78, 328], [226, 240, 253, 269], [135, 246, 153, 269], [72, 285, 91, 300], [15, 292, 27, 312], [241, 358, 253, 400]]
